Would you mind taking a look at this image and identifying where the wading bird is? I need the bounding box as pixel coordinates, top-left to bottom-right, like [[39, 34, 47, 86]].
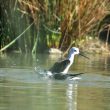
[[47, 47, 89, 80]]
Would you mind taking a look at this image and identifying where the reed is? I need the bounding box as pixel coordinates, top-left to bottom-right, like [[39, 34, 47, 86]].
[[0, 0, 109, 53]]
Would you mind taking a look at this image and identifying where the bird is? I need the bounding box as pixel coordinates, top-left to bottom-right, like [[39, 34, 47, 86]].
[[46, 47, 89, 80]]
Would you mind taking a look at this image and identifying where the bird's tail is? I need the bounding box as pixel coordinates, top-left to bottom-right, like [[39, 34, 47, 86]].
[[46, 72, 84, 80], [67, 73, 84, 77]]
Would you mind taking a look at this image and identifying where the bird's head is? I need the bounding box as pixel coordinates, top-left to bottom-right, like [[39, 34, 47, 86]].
[[68, 47, 89, 59], [69, 47, 79, 55]]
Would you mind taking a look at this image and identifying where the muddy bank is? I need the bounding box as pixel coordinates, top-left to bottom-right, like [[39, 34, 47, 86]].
[[81, 39, 110, 54]]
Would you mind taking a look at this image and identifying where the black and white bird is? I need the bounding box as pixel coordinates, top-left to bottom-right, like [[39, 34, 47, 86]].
[[46, 47, 89, 79]]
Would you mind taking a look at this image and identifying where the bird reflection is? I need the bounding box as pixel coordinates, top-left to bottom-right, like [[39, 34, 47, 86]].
[[45, 80, 78, 110], [66, 81, 78, 110]]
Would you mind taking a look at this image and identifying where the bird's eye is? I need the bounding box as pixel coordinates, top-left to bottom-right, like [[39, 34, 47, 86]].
[[74, 50, 77, 52]]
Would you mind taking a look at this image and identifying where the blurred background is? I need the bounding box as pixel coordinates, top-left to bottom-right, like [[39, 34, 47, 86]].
[[0, 0, 110, 54]]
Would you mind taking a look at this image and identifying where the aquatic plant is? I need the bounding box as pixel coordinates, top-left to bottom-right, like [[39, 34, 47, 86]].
[[0, 0, 109, 53]]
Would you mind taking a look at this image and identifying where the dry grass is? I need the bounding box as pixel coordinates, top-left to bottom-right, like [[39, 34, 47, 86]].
[[0, 0, 110, 53]]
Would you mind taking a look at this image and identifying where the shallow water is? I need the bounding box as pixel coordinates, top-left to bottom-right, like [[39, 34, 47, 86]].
[[0, 53, 110, 110]]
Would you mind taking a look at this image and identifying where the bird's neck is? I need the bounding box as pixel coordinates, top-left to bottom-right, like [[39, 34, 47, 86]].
[[67, 54, 75, 64]]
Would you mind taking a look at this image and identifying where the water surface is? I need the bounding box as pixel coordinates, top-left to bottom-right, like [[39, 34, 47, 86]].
[[0, 53, 110, 110]]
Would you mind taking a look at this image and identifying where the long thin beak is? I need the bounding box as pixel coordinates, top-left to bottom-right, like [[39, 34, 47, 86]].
[[79, 52, 89, 59]]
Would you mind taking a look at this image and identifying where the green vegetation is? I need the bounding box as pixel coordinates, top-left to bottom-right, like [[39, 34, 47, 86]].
[[0, 0, 110, 53]]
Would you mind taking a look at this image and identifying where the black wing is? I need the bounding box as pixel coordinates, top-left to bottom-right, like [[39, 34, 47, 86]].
[[53, 73, 84, 80], [49, 59, 70, 73]]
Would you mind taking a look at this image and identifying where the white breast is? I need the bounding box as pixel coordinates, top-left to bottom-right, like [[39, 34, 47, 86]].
[[61, 54, 74, 74], [61, 62, 72, 74]]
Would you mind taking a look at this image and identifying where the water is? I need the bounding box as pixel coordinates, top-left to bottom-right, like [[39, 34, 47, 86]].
[[0, 53, 110, 110]]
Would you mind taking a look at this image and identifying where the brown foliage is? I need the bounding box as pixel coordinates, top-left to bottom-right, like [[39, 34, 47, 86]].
[[0, 0, 110, 52]]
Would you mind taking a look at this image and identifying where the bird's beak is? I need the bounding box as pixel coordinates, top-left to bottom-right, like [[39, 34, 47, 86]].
[[79, 52, 89, 59]]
